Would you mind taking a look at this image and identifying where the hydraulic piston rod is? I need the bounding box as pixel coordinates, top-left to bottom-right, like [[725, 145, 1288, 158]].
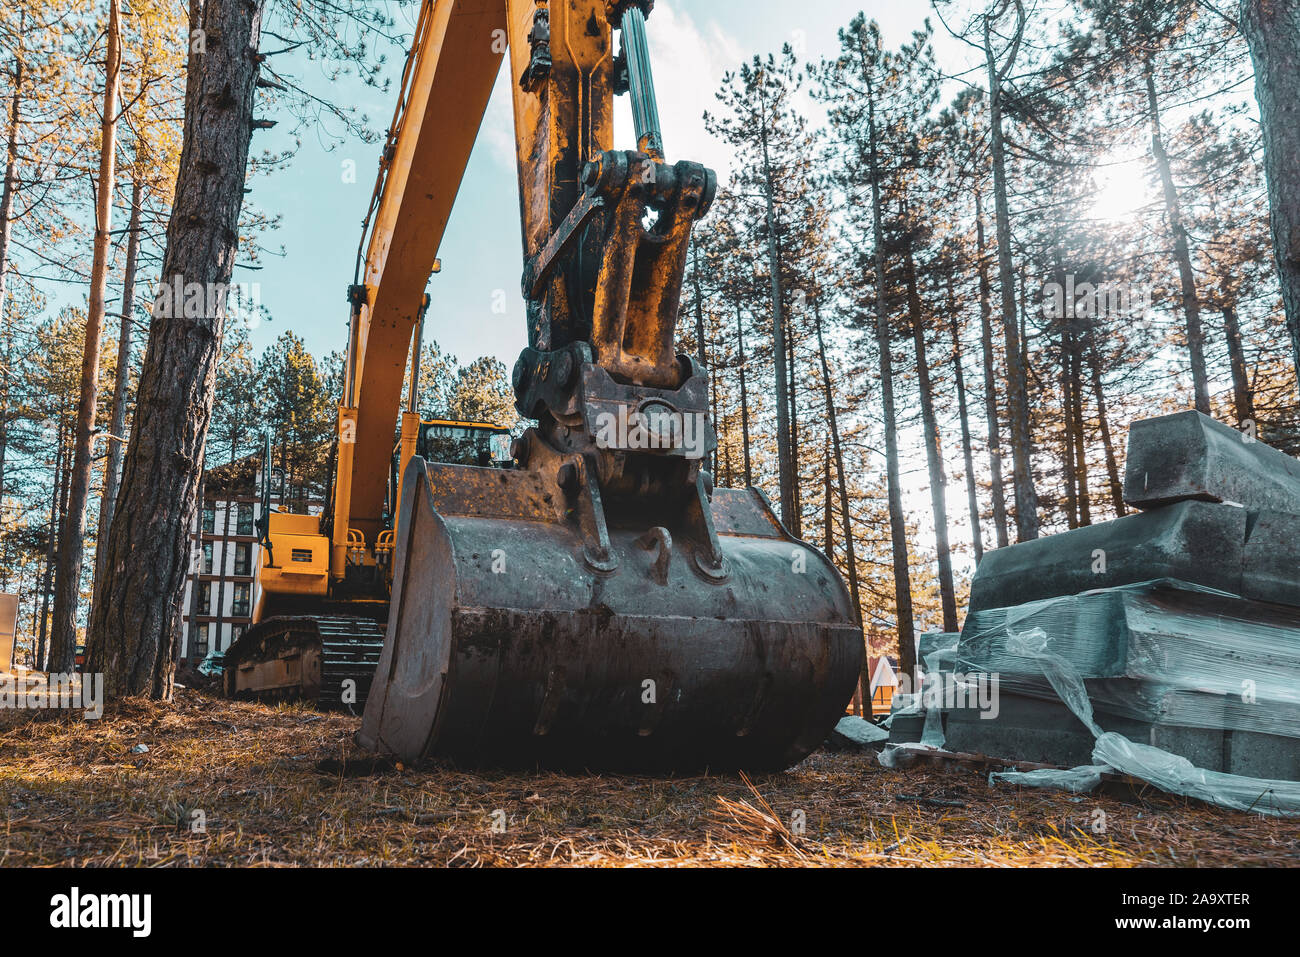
[[620, 7, 664, 160]]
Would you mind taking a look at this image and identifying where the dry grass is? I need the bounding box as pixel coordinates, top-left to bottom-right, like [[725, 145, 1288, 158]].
[[1, 690, 1297, 867]]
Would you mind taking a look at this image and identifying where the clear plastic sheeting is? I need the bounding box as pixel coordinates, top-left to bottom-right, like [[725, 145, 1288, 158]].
[[918, 631, 960, 670], [919, 634, 960, 749], [991, 626, 1300, 817], [958, 579, 1300, 739], [877, 742, 939, 768], [889, 692, 922, 717], [920, 705, 946, 749], [1090, 733, 1300, 816], [989, 765, 1105, 794]]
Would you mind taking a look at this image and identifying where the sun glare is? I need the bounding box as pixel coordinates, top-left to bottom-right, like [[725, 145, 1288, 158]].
[[1090, 158, 1154, 222]]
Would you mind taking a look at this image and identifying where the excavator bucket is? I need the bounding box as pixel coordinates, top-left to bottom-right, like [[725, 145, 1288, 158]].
[[358, 457, 864, 772], [347, 3, 863, 773]]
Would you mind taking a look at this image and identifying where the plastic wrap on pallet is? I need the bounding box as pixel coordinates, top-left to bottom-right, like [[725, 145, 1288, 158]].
[[989, 765, 1106, 794], [877, 741, 939, 768], [990, 628, 1300, 816], [957, 579, 1300, 739], [920, 633, 961, 749], [888, 692, 922, 718], [884, 634, 962, 742], [918, 632, 960, 671]]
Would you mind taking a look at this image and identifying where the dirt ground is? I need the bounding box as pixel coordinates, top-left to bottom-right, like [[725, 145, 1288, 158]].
[[1, 689, 1297, 867]]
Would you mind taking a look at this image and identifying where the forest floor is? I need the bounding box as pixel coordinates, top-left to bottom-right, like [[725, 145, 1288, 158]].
[[1, 689, 1297, 867]]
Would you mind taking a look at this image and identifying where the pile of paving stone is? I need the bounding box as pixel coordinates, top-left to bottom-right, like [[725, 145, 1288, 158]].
[[892, 411, 1300, 782]]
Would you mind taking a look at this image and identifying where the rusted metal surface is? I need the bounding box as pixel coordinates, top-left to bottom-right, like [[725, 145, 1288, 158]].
[[359, 458, 864, 772]]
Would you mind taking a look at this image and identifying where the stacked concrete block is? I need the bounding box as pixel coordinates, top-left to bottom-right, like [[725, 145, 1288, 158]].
[[885, 632, 959, 746], [946, 411, 1300, 781]]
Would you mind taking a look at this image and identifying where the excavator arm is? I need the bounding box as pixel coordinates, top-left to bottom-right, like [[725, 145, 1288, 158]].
[[334, 0, 507, 566], [338, 0, 716, 568], [248, 0, 862, 770]]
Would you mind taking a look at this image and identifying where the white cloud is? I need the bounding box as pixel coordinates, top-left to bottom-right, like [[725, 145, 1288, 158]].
[[481, 60, 519, 171], [614, 2, 742, 182]]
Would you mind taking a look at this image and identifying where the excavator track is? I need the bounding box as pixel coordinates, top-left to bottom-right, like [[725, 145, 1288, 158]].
[[223, 616, 387, 710]]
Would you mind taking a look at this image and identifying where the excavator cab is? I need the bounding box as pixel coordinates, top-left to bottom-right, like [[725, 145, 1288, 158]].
[[415, 420, 515, 470]]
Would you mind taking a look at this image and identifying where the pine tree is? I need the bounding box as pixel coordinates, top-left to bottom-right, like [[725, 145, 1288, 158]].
[[1241, 0, 1300, 396], [258, 331, 332, 510], [817, 15, 922, 677], [705, 47, 813, 535], [447, 357, 520, 432]]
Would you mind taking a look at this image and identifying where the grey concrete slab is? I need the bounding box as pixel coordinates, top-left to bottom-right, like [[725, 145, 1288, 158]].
[[968, 501, 1247, 615], [944, 693, 1097, 766], [1124, 410, 1300, 513], [1126, 722, 1228, 774], [887, 712, 929, 745], [826, 716, 890, 751], [1227, 730, 1300, 782], [960, 596, 1132, 678], [944, 692, 1233, 773], [1243, 510, 1300, 607]]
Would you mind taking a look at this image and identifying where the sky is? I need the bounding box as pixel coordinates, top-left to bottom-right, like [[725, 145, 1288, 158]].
[[246, 0, 975, 369]]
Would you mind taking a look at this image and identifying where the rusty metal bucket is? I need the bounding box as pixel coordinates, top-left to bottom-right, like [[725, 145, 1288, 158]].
[[358, 457, 863, 772]]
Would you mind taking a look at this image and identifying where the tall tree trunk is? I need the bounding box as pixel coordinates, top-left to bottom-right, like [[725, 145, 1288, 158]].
[[0, 341, 7, 518], [721, 404, 732, 489], [0, 28, 22, 329], [822, 447, 833, 559], [1069, 331, 1092, 526], [1242, 0, 1300, 396], [812, 299, 864, 697], [984, 5, 1040, 542], [1049, 256, 1083, 530], [975, 190, 1009, 548], [1084, 318, 1125, 517], [0, 54, 24, 512], [735, 303, 753, 487], [1145, 62, 1210, 414], [93, 175, 144, 600], [36, 424, 65, 671], [1055, 277, 1079, 530], [1221, 302, 1256, 426], [49, 0, 124, 673], [759, 127, 795, 530], [904, 246, 958, 633], [864, 63, 915, 682], [0, 323, 8, 520], [946, 278, 984, 565], [709, 364, 720, 482], [786, 317, 802, 537], [690, 243, 711, 475], [86, 0, 266, 697]]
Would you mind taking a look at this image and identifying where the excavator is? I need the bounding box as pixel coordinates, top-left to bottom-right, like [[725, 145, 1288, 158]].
[[225, 0, 863, 772], [222, 415, 515, 706]]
